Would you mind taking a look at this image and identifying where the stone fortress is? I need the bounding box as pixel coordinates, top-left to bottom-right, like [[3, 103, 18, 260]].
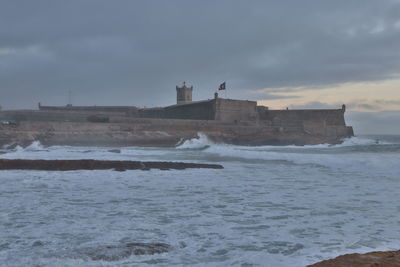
[[0, 83, 354, 146]]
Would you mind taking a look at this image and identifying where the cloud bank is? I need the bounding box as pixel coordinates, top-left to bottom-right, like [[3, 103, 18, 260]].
[[1, 0, 400, 122]]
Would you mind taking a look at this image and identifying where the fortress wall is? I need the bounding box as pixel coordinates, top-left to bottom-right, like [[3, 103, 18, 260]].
[[163, 101, 215, 120], [258, 109, 350, 136], [260, 109, 346, 127], [137, 108, 165, 118], [215, 99, 258, 123], [39, 105, 139, 116], [1, 110, 87, 122], [107, 116, 237, 127], [0, 117, 353, 147], [0, 110, 124, 122], [14, 118, 247, 133], [137, 100, 215, 120]]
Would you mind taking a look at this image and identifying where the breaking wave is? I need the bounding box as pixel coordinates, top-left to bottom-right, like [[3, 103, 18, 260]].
[[24, 140, 45, 151], [176, 133, 213, 150], [176, 133, 395, 151], [338, 136, 394, 147], [173, 134, 400, 174], [1, 135, 399, 175]]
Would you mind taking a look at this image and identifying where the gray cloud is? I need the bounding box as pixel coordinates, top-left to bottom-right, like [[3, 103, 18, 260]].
[[355, 103, 378, 110], [374, 99, 400, 105], [347, 110, 400, 135], [1, 0, 400, 109], [289, 101, 342, 110], [249, 90, 300, 100], [289, 100, 400, 111]]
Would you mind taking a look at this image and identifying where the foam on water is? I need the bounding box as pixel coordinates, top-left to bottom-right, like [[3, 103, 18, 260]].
[[176, 132, 212, 150], [0, 135, 400, 266], [338, 136, 396, 146], [24, 140, 45, 151], [178, 135, 400, 175]]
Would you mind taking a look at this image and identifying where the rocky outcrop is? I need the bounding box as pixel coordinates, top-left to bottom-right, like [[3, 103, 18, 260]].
[[0, 159, 223, 171], [308, 250, 400, 267]]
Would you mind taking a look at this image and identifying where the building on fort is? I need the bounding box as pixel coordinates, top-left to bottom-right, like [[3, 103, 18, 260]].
[[37, 82, 261, 124], [176, 82, 193, 105], [36, 82, 348, 127]]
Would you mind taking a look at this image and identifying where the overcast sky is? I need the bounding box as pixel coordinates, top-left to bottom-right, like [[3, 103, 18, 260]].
[[1, 0, 400, 134]]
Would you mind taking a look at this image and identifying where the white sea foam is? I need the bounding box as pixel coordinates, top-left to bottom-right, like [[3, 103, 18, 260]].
[[0, 135, 399, 266], [176, 132, 213, 150], [338, 136, 393, 146], [178, 134, 392, 152], [1, 135, 399, 174], [176, 134, 400, 174], [24, 140, 45, 150]]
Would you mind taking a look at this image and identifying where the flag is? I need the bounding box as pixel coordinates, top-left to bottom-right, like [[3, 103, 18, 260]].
[[218, 82, 226, 90]]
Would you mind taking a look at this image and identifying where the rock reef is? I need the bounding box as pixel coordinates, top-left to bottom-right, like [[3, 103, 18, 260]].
[[308, 250, 400, 267], [67, 242, 172, 261], [0, 159, 223, 171]]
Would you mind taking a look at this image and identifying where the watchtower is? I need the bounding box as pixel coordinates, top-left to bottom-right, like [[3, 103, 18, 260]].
[[176, 81, 193, 105]]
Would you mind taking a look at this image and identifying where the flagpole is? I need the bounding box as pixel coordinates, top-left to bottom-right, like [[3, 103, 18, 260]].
[[218, 82, 227, 98]]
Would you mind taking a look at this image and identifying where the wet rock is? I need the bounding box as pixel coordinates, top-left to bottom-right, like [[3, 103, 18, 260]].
[[76, 242, 172, 261], [308, 250, 400, 267], [0, 158, 223, 171], [108, 149, 121, 153]]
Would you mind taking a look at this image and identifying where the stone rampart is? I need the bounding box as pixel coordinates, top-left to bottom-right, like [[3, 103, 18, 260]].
[[214, 99, 258, 124], [39, 105, 138, 116], [163, 100, 215, 120], [0, 110, 124, 122], [0, 117, 353, 147], [257, 108, 352, 137], [258, 109, 346, 126], [137, 100, 215, 120]]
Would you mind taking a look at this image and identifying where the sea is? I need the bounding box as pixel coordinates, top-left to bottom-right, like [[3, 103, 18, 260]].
[[0, 134, 399, 267]]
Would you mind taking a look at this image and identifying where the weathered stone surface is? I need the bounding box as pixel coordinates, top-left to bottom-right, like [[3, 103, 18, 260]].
[[73, 242, 172, 261], [0, 118, 353, 148], [308, 250, 400, 267], [0, 159, 223, 171]]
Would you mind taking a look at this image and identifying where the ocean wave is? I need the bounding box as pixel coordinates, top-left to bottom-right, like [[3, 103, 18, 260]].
[[338, 136, 394, 147], [1, 135, 399, 174], [171, 134, 400, 173], [176, 133, 213, 150], [176, 134, 393, 151], [24, 140, 45, 151]]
